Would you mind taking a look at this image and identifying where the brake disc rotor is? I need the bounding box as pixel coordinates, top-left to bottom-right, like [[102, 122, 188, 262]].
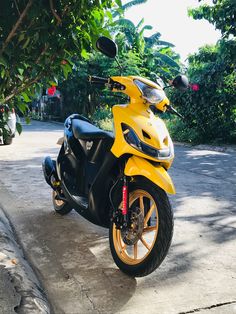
[[121, 207, 144, 245]]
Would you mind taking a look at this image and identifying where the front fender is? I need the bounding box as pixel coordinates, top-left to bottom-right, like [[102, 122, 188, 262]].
[[124, 155, 176, 194]]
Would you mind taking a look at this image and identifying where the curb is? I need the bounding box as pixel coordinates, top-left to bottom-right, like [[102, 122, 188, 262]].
[[174, 141, 236, 153], [31, 118, 64, 126], [0, 208, 51, 314]]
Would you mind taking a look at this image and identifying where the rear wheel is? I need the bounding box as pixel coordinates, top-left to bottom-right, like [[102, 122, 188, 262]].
[[3, 136, 13, 145], [109, 179, 173, 277], [52, 190, 73, 215]]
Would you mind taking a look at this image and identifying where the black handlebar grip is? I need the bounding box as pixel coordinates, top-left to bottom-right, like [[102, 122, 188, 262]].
[[88, 76, 109, 84]]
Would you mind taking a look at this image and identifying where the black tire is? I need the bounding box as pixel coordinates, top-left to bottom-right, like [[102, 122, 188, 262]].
[[109, 178, 173, 277], [52, 190, 73, 215], [3, 136, 13, 145]]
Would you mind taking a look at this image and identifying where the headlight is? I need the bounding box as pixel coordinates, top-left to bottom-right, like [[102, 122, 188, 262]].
[[134, 79, 166, 104], [122, 124, 172, 160]]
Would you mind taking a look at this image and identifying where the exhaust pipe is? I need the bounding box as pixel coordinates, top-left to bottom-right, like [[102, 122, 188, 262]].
[[42, 156, 60, 189]]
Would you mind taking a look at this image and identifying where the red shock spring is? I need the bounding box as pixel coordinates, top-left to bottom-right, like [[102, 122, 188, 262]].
[[122, 177, 128, 216]]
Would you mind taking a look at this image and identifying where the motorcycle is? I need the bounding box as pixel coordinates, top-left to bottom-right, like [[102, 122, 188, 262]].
[[42, 36, 188, 277]]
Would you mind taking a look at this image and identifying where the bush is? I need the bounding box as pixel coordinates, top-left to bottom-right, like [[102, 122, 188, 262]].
[[170, 41, 236, 144], [166, 118, 201, 144], [90, 105, 113, 131]]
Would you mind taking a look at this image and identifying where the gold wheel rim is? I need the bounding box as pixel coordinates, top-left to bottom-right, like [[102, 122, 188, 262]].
[[53, 190, 64, 207], [112, 189, 159, 265]]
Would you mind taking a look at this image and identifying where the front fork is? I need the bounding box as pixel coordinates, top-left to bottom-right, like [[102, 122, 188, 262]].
[[122, 175, 129, 226], [111, 175, 130, 229]]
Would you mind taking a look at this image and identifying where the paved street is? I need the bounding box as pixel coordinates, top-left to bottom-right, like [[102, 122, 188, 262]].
[[0, 119, 236, 314]]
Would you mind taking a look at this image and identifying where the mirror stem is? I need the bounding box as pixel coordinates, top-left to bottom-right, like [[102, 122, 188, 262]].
[[115, 57, 123, 75], [163, 85, 172, 90]]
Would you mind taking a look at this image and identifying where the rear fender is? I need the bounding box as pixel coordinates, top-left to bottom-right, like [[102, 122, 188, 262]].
[[124, 155, 175, 194]]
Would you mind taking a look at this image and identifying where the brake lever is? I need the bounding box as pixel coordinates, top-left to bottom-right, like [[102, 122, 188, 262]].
[[167, 105, 184, 119]]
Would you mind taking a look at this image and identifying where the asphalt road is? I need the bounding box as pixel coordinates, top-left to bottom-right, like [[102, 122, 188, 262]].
[[0, 120, 236, 314]]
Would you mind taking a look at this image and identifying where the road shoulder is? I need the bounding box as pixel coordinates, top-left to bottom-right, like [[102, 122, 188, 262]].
[[174, 141, 236, 153], [0, 207, 51, 314]]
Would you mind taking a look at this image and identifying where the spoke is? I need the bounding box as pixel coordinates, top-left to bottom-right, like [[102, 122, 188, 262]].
[[139, 196, 144, 212], [144, 204, 155, 226], [143, 225, 158, 233], [140, 236, 151, 251], [134, 243, 138, 259], [120, 244, 127, 254]]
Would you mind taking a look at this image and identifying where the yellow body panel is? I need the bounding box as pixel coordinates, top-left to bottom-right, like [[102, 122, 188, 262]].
[[108, 75, 175, 193], [111, 76, 169, 111], [110, 96, 174, 169], [124, 155, 176, 194]]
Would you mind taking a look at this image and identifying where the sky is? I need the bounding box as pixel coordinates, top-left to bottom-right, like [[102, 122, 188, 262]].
[[124, 0, 221, 62]]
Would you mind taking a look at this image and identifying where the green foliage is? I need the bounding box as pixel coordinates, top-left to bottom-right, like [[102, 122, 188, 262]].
[[59, 1, 182, 122], [189, 0, 236, 37], [166, 118, 200, 144], [168, 0, 236, 144], [0, 0, 114, 131], [170, 40, 236, 143], [59, 47, 142, 121], [112, 0, 148, 18], [0, 111, 9, 137], [0, 0, 182, 136], [91, 105, 113, 131], [16, 121, 22, 135]]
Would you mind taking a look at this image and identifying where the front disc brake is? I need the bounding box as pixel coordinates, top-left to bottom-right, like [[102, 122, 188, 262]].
[[121, 207, 144, 245]]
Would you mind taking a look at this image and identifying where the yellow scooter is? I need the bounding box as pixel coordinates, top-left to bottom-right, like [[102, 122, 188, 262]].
[[43, 36, 188, 277]]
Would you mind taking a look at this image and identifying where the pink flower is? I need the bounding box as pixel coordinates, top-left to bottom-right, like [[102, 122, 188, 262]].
[[47, 86, 56, 96], [190, 84, 200, 91]]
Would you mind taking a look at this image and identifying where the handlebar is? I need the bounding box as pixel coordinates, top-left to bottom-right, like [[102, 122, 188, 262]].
[[88, 76, 109, 85], [88, 76, 126, 91]]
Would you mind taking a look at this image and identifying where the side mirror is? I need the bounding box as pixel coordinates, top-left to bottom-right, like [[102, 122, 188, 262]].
[[96, 36, 118, 58], [172, 75, 189, 90]]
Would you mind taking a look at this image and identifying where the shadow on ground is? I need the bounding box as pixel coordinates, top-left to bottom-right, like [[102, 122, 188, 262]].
[[1, 126, 236, 313]]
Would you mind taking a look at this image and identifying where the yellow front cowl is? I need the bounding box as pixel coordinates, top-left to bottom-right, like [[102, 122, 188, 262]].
[[124, 155, 176, 194], [111, 104, 174, 167], [110, 75, 174, 169]]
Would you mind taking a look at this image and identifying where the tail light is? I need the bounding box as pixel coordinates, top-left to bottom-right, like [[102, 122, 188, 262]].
[[0, 106, 14, 113]]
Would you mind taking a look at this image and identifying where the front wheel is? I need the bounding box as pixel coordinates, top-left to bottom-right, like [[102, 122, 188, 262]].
[[109, 179, 173, 277]]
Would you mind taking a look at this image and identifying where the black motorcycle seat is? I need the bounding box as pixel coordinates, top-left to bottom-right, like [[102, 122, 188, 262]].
[[72, 119, 113, 140]]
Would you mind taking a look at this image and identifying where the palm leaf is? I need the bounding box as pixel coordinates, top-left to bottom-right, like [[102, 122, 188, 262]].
[[140, 25, 153, 33], [155, 52, 180, 69], [157, 40, 175, 48], [122, 0, 148, 11], [114, 18, 136, 31], [124, 30, 135, 46], [144, 32, 161, 47], [136, 18, 144, 30], [112, 0, 147, 18], [146, 32, 161, 41]]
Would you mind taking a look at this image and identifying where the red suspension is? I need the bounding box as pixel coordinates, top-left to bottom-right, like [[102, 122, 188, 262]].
[[122, 185, 128, 215], [122, 176, 128, 220]]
